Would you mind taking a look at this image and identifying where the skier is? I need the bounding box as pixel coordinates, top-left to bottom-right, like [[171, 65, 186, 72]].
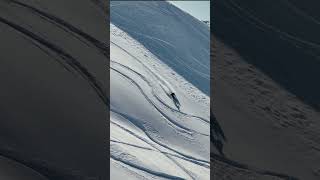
[[170, 92, 181, 110]]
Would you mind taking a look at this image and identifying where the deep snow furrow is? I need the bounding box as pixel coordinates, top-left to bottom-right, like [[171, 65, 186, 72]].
[[111, 40, 208, 102], [110, 140, 210, 169], [0, 15, 108, 106], [10, 0, 109, 58], [110, 109, 202, 167], [111, 158, 152, 180], [111, 41, 209, 121], [110, 108, 209, 165], [110, 120, 195, 180], [0, 152, 49, 180], [110, 156, 185, 180], [111, 64, 209, 137], [110, 41, 176, 95], [111, 67, 194, 136], [111, 59, 209, 124], [110, 6, 210, 179], [0, 148, 96, 180]]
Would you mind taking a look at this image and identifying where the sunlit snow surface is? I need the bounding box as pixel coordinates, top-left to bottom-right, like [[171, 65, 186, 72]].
[[110, 2, 210, 180]]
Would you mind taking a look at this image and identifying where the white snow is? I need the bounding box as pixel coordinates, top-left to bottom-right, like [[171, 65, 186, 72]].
[[110, 1, 210, 179]]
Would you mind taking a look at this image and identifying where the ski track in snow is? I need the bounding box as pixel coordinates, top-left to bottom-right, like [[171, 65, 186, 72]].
[[109, 42, 210, 122], [110, 23, 210, 180], [222, 0, 320, 57]]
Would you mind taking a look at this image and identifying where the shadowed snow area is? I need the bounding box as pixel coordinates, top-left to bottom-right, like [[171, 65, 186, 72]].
[[110, 1, 210, 179], [212, 0, 320, 179], [0, 0, 108, 179]]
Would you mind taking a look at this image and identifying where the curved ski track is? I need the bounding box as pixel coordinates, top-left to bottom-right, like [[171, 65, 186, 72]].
[[0, 1, 108, 106], [110, 41, 210, 179]]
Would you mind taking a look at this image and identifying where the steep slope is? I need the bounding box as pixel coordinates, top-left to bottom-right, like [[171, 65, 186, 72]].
[[111, 1, 210, 95], [212, 38, 320, 180], [0, 0, 108, 179], [212, 0, 320, 179], [110, 1, 210, 179]]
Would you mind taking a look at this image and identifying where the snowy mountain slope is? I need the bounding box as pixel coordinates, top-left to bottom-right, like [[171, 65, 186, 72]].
[[212, 1, 320, 179], [0, 0, 108, 179], [212, 35, 320, 180], [111, 1, 210, 95], [110, 1, 210, 179]]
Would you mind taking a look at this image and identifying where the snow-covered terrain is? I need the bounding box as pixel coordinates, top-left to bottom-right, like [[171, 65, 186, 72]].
[[110, 1, 210, 179], [212, 0, 320, 179], [0, 0, 108, 179]]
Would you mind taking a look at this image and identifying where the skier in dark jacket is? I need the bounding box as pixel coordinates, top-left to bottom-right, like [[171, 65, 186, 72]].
[[170, 92, 181, 110]]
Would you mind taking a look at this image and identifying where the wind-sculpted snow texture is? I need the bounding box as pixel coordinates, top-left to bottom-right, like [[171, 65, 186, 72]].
[[110, 1, 210, 179]]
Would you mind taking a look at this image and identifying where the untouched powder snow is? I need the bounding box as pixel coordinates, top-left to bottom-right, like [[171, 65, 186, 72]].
[[110, 1, 210, 179]]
